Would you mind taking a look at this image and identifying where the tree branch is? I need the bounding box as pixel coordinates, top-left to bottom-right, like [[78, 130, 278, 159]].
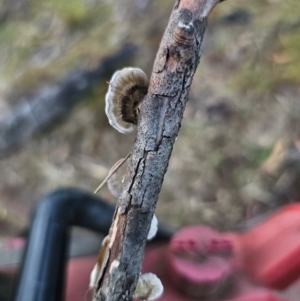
[[94, 1, 224, 300]]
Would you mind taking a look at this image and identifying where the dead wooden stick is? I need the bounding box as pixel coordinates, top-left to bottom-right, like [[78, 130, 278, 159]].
[[94, 1, 225, 300]]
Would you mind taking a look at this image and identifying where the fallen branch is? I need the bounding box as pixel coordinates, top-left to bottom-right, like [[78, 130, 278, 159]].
[[94, 1, 225, 300], [0, 45, 137, 154]]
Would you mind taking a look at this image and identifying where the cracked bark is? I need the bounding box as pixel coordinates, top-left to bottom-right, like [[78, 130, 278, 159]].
[[94, 1, 225, 300]]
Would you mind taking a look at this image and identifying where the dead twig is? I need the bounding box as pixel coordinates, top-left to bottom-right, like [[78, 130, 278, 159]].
[[94, 1, 225, 300]]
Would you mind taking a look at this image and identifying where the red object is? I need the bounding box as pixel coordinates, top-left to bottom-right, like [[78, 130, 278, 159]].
[[65, 256, 96, 301], [142, 244, 285, 301], [167, 227, 234, 298], [227, 204, 300, 290], [4, 204, 300, 301]]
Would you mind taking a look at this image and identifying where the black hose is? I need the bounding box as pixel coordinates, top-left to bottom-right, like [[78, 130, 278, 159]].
[[14, 188, 114, 301]]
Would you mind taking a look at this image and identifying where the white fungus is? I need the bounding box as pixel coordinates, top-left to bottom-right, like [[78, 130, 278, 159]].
[[147, 215, 158, 241], [109, 259, 120, 274], [89, 236, 110, 289], [134, 273, 164, 301], [178, 20, 194, 31], [89, 263, 100, 288]]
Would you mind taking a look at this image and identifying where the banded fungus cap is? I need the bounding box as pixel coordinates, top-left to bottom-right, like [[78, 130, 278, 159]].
[[105, 67, 149, 134]]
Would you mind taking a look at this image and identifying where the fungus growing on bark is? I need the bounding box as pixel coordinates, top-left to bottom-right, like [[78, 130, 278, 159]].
[[89, 236, 110, 289], [106, 166, 158, 240], [105, 67, 148, 134], [147, 214, 158, 241], [133, 273, 164, 301]]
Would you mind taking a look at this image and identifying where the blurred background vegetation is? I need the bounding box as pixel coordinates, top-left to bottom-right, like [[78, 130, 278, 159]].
[[0, 0, 300, 238]]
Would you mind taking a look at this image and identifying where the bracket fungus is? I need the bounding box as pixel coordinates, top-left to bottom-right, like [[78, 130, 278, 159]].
[[89, 236, 110, 289], [89, 215, 158, 288], [147, 214, 158, 241], [105, 67, 149, 134], [134, 273, 164, 301]]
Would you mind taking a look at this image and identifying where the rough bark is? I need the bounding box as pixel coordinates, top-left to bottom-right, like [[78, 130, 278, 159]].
[[94, 1, 224, 300]]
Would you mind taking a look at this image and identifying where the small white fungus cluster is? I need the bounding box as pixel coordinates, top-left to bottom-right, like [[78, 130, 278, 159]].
[[134, 273, 164, 301]]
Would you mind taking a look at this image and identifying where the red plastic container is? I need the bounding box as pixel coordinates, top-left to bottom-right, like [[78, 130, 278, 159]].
[[167, 226, 234, 299], [142, 241, 285, 301], [227, 204, 300, 290]]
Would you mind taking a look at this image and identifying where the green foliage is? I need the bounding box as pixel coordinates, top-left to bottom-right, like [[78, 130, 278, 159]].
[[0, 22, 18, 44], [231, 61, 278, 95], [251, 146, 273, 165], [43, 0, 91, 27], [280, 28, 300, 83]]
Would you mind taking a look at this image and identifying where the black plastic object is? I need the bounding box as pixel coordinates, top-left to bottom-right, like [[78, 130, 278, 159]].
[[14, 188, 172, 301], [14, 188, 114, 301]]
